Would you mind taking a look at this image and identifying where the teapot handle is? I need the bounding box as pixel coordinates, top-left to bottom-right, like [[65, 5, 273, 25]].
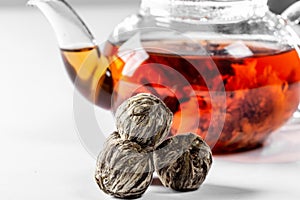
[[282, 1, 300, 25]]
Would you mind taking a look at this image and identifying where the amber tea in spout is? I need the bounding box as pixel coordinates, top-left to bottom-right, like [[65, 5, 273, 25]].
[[61, 46, 113, 109], [61, 40, 300, 153]]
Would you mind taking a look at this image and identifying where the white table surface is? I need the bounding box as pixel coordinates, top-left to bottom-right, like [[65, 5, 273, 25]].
[[1, 4, 300, 200]]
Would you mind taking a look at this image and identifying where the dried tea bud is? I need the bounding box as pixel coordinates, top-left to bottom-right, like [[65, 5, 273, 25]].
[[115, 93, 173, 148], [153, 133, 212, 191], [95, 132, 154, 199]]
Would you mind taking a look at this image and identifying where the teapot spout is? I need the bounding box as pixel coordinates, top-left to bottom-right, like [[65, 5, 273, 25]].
[[28, 0, 112, 109], [27, 0, 97, 49], [282, 1, 300, 24]]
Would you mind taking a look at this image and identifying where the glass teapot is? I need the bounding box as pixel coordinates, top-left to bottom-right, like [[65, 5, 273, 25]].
[[28, 0, 300, 154]]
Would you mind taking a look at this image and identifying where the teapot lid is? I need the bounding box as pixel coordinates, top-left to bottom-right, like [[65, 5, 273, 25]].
[[140, 0, 269, 23]]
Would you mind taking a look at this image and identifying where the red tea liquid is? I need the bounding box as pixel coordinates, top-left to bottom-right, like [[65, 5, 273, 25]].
[[61, 40, 300, 153]]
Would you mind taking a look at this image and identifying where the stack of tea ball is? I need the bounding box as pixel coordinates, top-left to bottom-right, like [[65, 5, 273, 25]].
[[95, 93, 213, 199]]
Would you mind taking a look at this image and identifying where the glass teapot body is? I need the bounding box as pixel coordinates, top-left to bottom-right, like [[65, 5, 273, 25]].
[[31, 0, 300, 153]]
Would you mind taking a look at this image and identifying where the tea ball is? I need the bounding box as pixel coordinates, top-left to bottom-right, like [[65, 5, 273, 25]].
[[95, 132, 154, 199], [115, 93, 173, 148], [153, 133, 212, 191]]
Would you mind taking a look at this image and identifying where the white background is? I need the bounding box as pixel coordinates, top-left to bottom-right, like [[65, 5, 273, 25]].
[[1, 1, 300, 200], [0, 0, 135, 6]]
